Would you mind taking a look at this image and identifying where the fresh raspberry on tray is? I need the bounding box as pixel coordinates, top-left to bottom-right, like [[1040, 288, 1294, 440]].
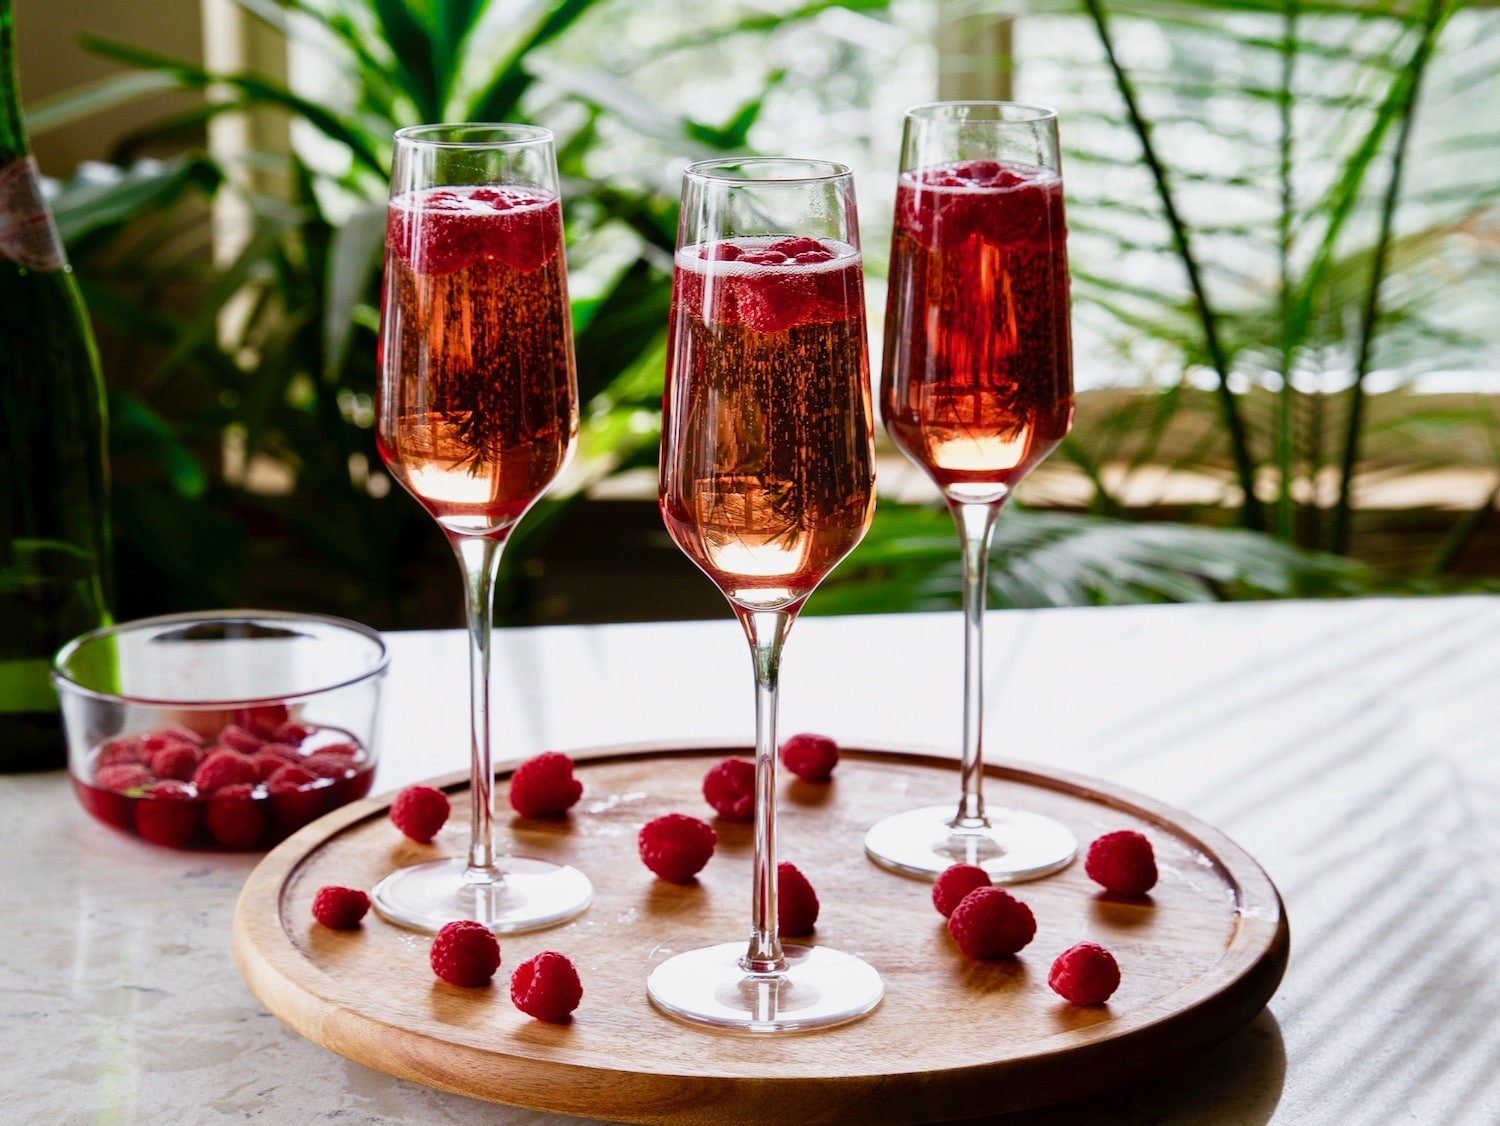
[[639, 814, 717, 883], [509, 752, 584, 818], [702, 757, 755, 821], [1085, 830, 1158, 896], [947, 887, 1036, 960], [1049, 942, 1121, 1004], [510, 951, 583, 1022]]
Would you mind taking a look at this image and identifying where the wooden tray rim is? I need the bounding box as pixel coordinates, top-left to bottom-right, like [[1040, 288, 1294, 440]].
[[233, 742, 1290, 1119]]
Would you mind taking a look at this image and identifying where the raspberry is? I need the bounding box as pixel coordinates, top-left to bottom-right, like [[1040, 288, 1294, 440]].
[[638, 814, 716, 883], [135, 782, 201, 847], [311, 885, 371, 930], [272, 721, 311, 746], [309, 740, 358, 759], [430, 920, 501, 987], [194, 749, 258, 794], [508, 752, 583, 818], [150, 742, 202, 782], [734, 275, 808, 334], [265, 764, 319, 792], [266, 765, 326, 834], [302, 752, 357, 781], [1048, 942, 1121, 1005], [932, 863, 992, 918], [140, 729, 199, 757], [1085, 830, 1158, 896], [233, 703, 289, 739], [779, 733, 839, 782], [777, 862, 819, 935], [75, 776, 132, 829], [956, 158, 1004, 183], [205, 783, 264, 849], [97, 736, 145, 767], [389, 187, 561, 276], [768, 236, 825, 258], [251, 745, 301, 782], [947, 887, 1036, 960], [701, 758, 755, 822], [509, 951, 582, 1022], [704, 241, 742, 261], [217, 724, 264, 753], [96, 763, 153, 792], [156, 724, 206, 746], [391, 785, 450, 843]]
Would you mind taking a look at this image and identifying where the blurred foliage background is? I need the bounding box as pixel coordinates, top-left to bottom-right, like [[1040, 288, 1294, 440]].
[[19, 0, 1500, 628]]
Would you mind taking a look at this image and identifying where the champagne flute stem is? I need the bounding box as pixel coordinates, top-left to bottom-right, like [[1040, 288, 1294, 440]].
[[738, 607, 793, 974], [951, 500, 1002, 829], [450, 532, 505, 879]]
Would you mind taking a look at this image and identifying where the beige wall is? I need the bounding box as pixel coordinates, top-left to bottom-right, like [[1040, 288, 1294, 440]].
[[14, 0, 205, 175]]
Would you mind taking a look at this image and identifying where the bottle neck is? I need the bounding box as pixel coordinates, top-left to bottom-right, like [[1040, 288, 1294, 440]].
[[0, 0, 29, 165]]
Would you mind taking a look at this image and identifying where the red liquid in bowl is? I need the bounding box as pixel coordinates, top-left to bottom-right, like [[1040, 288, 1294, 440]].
[[72, 715, 376, 851]]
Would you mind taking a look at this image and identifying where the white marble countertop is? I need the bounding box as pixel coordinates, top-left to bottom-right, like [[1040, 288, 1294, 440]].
[[3, 597, 1498, 1125]]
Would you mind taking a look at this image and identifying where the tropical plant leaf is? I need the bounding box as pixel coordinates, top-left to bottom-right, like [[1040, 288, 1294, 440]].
[[814, 504, 1370, 615], [79, 35, 386, 175], [50, 156, 221, 243], [23, 71, 184, 135], [322, 202, 386, 383], [465, 0, 603, 121]]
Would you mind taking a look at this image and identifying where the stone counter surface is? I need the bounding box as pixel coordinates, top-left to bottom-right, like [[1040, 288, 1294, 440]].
[[3, 598, 1497, 1125]]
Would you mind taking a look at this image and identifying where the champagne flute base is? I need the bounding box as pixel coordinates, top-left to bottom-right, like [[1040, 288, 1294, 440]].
[[647, 942, 883, 1033], [371, 856, 592, 934], [864, 804, 1076, 882]]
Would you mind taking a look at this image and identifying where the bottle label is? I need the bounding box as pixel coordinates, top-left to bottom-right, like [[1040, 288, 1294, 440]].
[[0, 157, 67, 271]]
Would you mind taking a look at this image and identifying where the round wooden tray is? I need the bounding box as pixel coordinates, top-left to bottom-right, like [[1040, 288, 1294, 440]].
[[233, 745, 1288, 1123]]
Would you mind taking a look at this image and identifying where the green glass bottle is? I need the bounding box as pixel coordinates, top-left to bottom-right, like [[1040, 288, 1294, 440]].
[[0, 0, 112, 772]]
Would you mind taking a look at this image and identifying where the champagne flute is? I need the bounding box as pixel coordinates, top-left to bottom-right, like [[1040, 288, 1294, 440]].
[[371, 124, 592, 933], [864, 102, 1077, 881], [649, 158, 883, 1031]]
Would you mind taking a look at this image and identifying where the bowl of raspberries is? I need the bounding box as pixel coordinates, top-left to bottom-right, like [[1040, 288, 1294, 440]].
[[54, 610, 389, 851]]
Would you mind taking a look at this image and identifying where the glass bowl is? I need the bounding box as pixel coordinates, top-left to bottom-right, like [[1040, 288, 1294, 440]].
[[54, 610, 389, 851]]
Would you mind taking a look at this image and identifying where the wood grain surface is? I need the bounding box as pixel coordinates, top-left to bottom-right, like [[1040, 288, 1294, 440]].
[[233, 744, 1288, 1124]]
